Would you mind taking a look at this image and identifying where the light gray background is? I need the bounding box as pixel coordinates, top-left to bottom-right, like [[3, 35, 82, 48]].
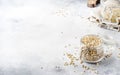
[[0, 0, 120, 75]]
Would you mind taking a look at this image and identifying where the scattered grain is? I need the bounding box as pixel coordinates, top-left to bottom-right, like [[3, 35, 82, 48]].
[[64, 62, 69, 66]]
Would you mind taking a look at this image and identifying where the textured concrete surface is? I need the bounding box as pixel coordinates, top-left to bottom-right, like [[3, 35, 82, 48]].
[[0, 0, 120, 75]]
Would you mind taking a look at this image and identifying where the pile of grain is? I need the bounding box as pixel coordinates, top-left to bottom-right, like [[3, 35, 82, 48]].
[[81, 35, 102, 47]]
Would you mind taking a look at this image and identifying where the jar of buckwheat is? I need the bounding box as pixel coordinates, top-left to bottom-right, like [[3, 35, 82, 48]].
[[80, 35, 104, 63]]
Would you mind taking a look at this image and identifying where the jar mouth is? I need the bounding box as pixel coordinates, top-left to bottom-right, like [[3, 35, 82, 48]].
[[81, 34, 103, 47]]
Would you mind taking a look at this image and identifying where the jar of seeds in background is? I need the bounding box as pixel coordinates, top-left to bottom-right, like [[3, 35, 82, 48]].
[[80, 35, 104, 63]]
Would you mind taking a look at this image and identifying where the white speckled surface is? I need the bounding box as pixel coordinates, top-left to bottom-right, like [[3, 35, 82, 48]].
[[0, 0, 120, 75]]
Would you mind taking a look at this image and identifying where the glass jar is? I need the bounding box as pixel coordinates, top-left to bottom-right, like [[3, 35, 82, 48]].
[[101, 0, 120, 23], [80, 35, 104, 63]]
